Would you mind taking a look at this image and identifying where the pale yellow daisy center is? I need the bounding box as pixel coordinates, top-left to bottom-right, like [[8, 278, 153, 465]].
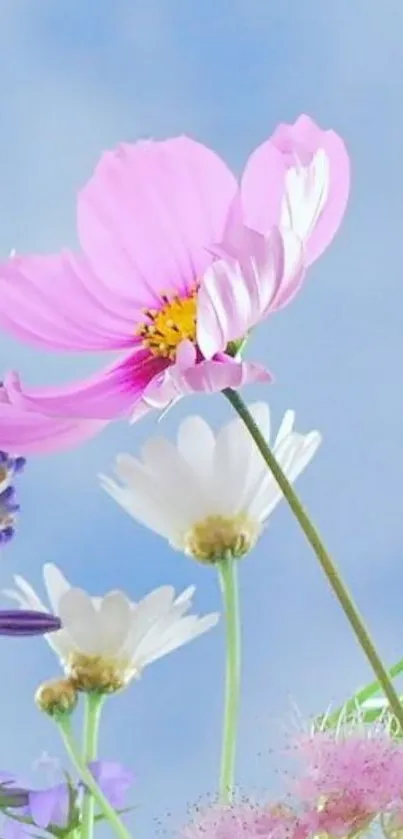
[[182, 513, 261, 564], [66, 651, 140, 694]]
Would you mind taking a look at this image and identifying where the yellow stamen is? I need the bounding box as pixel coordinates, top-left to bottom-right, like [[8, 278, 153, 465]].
[[136, 289, 198, 360], [182, 514, 261, 564]]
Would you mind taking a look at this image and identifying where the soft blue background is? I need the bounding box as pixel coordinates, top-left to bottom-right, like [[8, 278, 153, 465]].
[[1, 0, 402, 833]]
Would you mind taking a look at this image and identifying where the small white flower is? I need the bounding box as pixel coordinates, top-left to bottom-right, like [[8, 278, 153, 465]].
[[4, 564, 218, 692], [100, 402, 321, 564]]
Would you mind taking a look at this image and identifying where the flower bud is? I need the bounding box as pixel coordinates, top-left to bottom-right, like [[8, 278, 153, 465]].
[[35, 678, 78, 717]]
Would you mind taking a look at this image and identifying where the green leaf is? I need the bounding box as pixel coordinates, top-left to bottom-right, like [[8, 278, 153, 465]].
[[315, 657, 403, 732], [94, 806, 136, 823]]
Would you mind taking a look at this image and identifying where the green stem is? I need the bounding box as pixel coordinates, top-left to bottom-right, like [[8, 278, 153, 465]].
[[56, 715, 132, 839], [81, 694, 105, 839], [218, 556, 241, 803], [223, 387, 403, 730]]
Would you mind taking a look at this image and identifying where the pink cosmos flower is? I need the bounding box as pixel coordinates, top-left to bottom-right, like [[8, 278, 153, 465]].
[[0, 115, 349, 434], [295, 731, 403, 836], [0, 379, 107, 454]]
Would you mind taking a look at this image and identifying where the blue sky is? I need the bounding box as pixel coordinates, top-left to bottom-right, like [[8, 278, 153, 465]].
[[1, 0, 403, 834]]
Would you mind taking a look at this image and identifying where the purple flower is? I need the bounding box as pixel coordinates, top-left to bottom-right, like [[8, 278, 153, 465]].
[[0, 759, 134, 838], [0, 448, 26, 545], [27, 783, 71, 829], [0, 610, 61, 636], [88, 761, 135, 809]]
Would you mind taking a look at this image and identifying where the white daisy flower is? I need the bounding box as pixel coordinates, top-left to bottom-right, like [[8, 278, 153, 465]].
[[4, 564, 218, 692], [100, 402, 321, 564]]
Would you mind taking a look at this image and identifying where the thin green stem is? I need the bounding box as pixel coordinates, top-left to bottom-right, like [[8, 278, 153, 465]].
[[81, 694, 105, 839], [56, 715, 132, 839], [223, 387, 403, 730], [218, 556, 241, 803]]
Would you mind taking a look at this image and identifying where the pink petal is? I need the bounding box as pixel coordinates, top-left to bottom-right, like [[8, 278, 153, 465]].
[[242, 114, 350, 267], [0, 391, 107, 455], [241, 138, 287, 234], [282, 115, 350, 264], [4, 351, 168, 420], [0, 252, 137, 352], [177, 356, 272, 392], [77, 137, 237, 303], [197, 227, 284, 358], [130, 355, 272, 422]]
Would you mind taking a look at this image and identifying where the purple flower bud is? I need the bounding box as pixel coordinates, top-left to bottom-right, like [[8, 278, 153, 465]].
[[0, 784, 30, 809], [0, 610, 62, 636]]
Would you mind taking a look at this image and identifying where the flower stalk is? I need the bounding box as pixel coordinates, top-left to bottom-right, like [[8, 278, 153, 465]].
[[81, 693, 105, 839], [56, 714, 132, 839], [217, 555, 241, 803], [223, 387, 403, 730]]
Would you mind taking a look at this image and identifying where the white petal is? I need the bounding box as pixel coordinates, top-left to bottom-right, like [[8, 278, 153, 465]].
[[176, 416, 215, 485], [3, 575, 73, 659], [2, 588, 31, 608], [174, 585, 195, 607], [247, 437, 294, 521], [140, 437, 207, 520], [284, 431, 322, 484], [100, 472, 183, 543], [58, 588, 102, 655], [132, 597, 198, 663], [43, 564, 71, 614], [46, 629, 77, 660], [250, 432, 320, 522], [250, 402, 271, 438], [213, 405, 270, 515], [98, 591, 132, 655], [8, 575, 47, 612], [273, 410, 295, 449], [91, 596, 104, 610], [123, 586, 176, 659], [141, 613, 219, 666]]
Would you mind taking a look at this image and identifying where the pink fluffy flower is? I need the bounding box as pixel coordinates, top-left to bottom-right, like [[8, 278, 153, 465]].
[[0, 115, 349, 432], [295, 731, 403, 836], [0, 378, 107, 454], [181, 802, 311, 839]]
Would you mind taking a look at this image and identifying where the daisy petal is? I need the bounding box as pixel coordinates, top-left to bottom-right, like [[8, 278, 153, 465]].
[[58, 588, 101, 655], [98, 592, 132, 655], [43, 564, 72, 615]]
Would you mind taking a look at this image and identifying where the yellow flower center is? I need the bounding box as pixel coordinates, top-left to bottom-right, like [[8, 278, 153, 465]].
[[182, 513, 261, 564], [136, 289, 198, 360], [66, 652, 140, 694]]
